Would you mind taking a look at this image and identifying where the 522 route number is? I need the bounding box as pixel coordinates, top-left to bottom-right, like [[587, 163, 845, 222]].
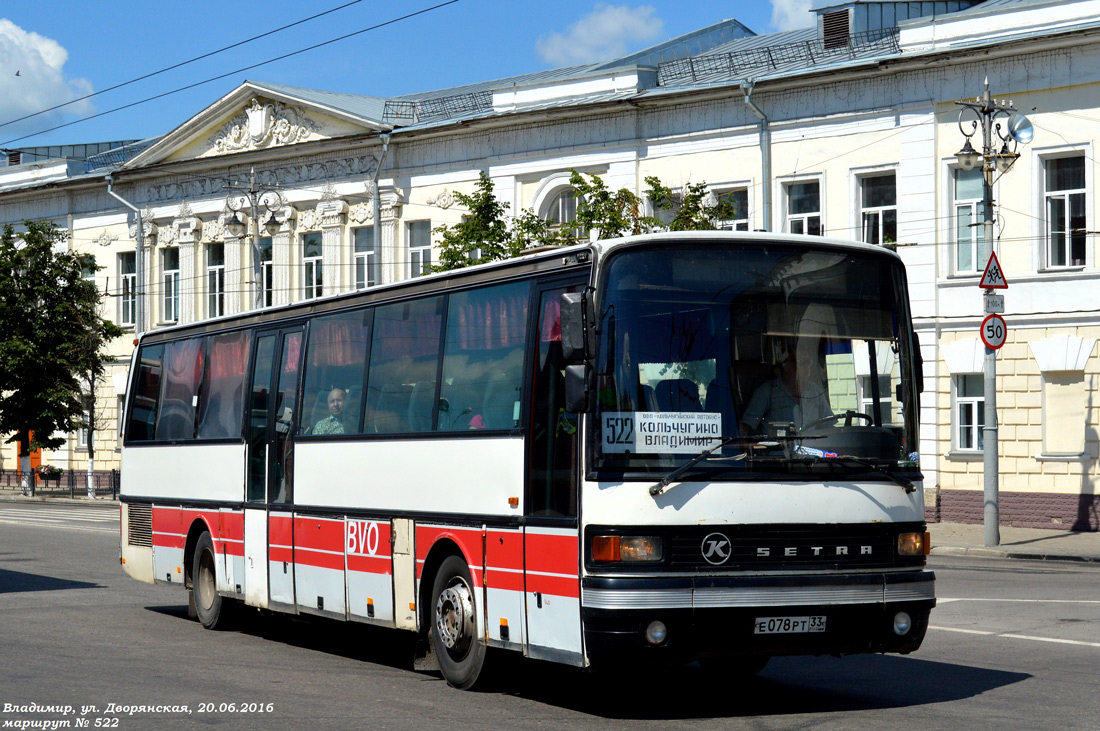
[[981, 313, 1007, 350]]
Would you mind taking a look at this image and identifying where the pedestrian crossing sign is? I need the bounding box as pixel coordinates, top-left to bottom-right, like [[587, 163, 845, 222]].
[[979, 251, 1008, 289]]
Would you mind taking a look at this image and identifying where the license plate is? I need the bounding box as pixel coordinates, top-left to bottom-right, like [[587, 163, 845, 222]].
[[754, 616, 826, 634]]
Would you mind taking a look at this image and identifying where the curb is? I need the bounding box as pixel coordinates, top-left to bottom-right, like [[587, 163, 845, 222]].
[[931, 546, 1100, 563], [0, 495, 119, 506]]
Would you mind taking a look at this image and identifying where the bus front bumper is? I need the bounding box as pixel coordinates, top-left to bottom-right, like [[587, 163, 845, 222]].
[[580, 570, 935, 664]]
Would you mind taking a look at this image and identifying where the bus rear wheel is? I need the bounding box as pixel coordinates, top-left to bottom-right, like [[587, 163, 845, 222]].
[[192, 531, 232, 629], [429, 555, 486, 689]]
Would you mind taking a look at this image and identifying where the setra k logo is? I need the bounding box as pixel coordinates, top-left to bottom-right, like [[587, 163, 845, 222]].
[[701, 532, 732, 565]]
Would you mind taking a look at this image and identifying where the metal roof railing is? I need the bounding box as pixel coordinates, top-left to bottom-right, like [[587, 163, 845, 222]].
[[656, 27, 901, 87]]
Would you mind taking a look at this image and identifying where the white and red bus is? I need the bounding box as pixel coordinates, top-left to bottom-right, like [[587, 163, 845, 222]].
[[120, 231, 934, 688]]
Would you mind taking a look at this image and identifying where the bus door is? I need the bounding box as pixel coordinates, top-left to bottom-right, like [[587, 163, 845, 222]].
[[524, 283, 584, 664], [244, 326, 304, 609]]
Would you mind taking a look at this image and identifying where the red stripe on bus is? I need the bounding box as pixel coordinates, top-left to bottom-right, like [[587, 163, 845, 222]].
[[268, 514, 293, 545], [526, 572, 580, 599], [525, 532, 579, 575], [295, 517, 344, 552], [294, 548, 345, 571], [347, 553, 392, 575], [269, 545, 293, 564], [484, 568, 524, 592], [152, 532, 184, 549], [416, 525, 482, 584]]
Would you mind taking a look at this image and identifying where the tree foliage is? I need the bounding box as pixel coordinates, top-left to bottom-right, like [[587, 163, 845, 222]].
[[645, 177, 741, 230], [431, 169, 735, 272], [0, 220, 124, 456]]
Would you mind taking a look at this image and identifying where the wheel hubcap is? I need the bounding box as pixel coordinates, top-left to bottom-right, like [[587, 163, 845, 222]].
[[435, 581, 474, 652]]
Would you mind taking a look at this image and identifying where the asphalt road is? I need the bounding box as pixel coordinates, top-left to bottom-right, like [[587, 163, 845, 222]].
[[1, 503, 1098, 730]]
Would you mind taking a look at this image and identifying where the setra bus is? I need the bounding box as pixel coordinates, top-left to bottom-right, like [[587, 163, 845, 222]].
[[119, 231, 934, 689]]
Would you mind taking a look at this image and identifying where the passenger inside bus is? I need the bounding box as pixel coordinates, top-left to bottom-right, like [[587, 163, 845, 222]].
[[310, 387, 348, 435]]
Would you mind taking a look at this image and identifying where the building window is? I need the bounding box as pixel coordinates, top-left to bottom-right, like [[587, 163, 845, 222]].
[[259, 237, 273, 307], [716, 188, 749, 231], [162, 248, 180, 322], [353, 226, 378, 289], [786, 181, 821, 235], [76, 426, 89, 450], [545, 188, 578, 229], [860, 173, 896, 245], [955, 374, 984, 451], [953, 167, 988, 274], [303, 232, 322, 300], [206, 243, 225, 318], [1045, 155, 1086, 268], [120, 252, 136, 328], [408, 221, 432, 278], [860, 375, 897, 424]]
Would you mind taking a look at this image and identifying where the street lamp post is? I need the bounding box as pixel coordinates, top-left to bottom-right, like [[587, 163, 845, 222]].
[[224, 168, 285, 311], [955, 80, 1033, 547]]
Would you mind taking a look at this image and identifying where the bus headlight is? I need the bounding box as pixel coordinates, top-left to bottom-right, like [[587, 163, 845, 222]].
[[592, 535, 663, 562], [897, 531, 929, 556], [645, 620, 668, 645], [893, 612, 912, 635]]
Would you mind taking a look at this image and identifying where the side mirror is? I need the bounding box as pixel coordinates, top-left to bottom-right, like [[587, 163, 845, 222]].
[[564, 364, 592, 413], [560, 292, 591, 364]]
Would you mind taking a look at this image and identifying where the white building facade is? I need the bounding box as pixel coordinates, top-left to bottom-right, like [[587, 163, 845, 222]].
[[2, 0, 1099, 529]]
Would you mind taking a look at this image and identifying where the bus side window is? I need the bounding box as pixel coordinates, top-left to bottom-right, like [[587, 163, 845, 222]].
[[438, 281, 529, 432], [155, 338, 204, 441], [196, 331, 251, 440], [298, 308, 371, 436], [127, 344, 165, 442], [365, 297, 443, 434]]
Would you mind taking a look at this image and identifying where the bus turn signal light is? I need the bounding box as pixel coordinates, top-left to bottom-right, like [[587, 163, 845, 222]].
[[897, 532, 926, 556], [592, 535, 662, 562]]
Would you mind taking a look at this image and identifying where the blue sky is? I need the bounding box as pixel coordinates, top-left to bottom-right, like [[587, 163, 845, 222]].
[[0, 1, 812, 150]]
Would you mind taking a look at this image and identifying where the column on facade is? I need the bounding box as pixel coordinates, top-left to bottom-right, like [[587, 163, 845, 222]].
[[318, 198, 348, 296], [271, 206, 296, 307], [175, 216, 201, 324], [129, 216, 155, 332], [216, 212, 246, 316], [378, 187, 403, 285]]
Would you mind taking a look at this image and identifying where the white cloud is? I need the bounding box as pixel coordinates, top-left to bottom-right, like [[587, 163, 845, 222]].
[[770, 0, 816, 32], [536, 4, 664, 66], [0, 19, 95, 143]]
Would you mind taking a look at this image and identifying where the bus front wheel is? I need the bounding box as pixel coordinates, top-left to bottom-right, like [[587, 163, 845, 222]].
[[192, 531, 232, 629], [429, 555, 486, 689]]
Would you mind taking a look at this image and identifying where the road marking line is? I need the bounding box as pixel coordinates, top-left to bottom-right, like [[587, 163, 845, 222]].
[[930, 625, 1100, 648]]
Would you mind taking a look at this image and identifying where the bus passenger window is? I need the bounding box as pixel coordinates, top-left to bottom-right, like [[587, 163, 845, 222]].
[[438, 282, 529, 432], [127, 344, 165, 442], [196, 331, 251, 440], [299, 309, 371, 435], [155, 338, 204, 441], [365, 297, 443, 433]]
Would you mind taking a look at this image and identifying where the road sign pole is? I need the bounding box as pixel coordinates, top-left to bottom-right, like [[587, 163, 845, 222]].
[[983, 161, 1000, 547]]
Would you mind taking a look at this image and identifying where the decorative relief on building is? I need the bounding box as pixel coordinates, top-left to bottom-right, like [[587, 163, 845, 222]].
[[427, 188, 455, 209], [298, 208, 320, 232], [209, 98, 319, 155], [144, 154, 378, 203], [129, 207, 156, 243], [349, 201, 373, 224], [96, 230, 118, 247], [319, 181, 339, 202]]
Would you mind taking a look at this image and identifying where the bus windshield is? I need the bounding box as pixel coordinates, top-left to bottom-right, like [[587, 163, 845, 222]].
[[591, 242, 920, 480]]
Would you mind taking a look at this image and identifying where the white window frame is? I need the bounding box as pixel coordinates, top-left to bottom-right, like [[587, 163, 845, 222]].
[[162, 247, 180, 323], [119, 252, 136, 328], [954, 373, 985, 452], [951, 166, 989, 275], [1042, 152, 1088, 269], [407, 221, 432, 278], [353, 227, 378, 289], [857, 172, 897, 246], [783, 178, 823, 235], [302, 232, 323, 300], [206, 243, 225, 318], [259, 237, 273, 307], [714, 187, 750, 231]]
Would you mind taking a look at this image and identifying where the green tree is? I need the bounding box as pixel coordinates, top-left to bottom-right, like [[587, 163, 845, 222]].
[[432, 172, 574, 272], [645, 177, 741, 230], [0, 220, 124, 493], [570, 169, 658, 239]]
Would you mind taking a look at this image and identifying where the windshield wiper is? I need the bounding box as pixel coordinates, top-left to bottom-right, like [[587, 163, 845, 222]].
[[802, 455, 917, 493], [648, 435, 821, 497]]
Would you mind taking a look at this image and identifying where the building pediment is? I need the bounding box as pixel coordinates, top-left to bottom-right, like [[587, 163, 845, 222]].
[[124, 82, 390, 169]]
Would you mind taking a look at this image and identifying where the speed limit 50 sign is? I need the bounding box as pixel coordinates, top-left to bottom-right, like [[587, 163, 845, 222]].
[[981, 313, 1007, 350]]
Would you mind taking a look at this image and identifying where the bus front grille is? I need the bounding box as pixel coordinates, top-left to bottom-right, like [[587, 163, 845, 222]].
[[127, 504, 153, 547]]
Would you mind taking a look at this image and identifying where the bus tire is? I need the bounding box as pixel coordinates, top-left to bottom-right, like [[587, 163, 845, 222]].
[[192, 531, 232, 630], [429, 555, 486, 689]]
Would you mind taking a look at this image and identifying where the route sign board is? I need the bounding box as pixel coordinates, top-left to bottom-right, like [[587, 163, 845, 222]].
[[984, 293, 1004, 314], [981, 313, 1007, 350], [980, 251, 1008, 289]]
